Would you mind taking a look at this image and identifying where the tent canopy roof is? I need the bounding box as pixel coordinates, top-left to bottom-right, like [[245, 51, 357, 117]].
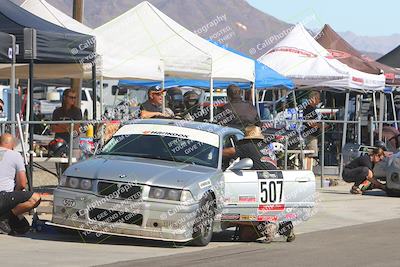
[[95, 1, 254, 82], [316, 24, 381, 75], [21, 0, 94, 35], [209, 40, 294, 89], [20, 0, 163, 81], [0, 0, 95, 63], [258, 24, 385, 91], [317, 24, 400, 86], [377, 45, 400, 69]]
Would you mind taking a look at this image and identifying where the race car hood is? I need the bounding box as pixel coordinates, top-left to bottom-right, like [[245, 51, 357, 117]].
[[64, 155, 218, 189]]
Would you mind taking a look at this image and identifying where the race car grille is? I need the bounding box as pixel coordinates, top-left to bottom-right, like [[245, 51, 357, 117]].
[[97, 181, 142, 200], [89, 208, 143, 226]]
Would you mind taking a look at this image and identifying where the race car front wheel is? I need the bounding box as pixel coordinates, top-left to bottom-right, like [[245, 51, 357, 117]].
[[191, 193, 215, 246]]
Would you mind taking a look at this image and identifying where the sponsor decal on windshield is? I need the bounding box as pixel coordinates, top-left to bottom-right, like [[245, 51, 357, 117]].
[[143, 131, 189, 139]]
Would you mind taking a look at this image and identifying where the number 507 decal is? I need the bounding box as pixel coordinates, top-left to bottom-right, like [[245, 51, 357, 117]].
[[259, 180, 284, 204]]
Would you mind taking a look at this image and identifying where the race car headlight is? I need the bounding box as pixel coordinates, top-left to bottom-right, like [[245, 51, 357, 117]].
[[149, 187, 182, 201], [68, 177, 80, 189], [80, 179, 93, 190], [59, 176, 93, 191]]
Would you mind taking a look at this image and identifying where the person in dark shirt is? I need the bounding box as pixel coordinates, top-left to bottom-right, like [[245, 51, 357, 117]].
[[140, 86, 174, 119], [343, 148, 386, 194], [51, 89, 82, 150], [235, 126, 277, 170], [302, 91, 321, 170], [219, 84, 260, 130]]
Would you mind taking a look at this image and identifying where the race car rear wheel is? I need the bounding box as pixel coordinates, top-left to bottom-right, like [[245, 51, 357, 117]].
[[191, 193, 215, 246]]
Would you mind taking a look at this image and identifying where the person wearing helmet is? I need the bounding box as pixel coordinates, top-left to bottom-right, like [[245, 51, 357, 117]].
[[140, 86, 174, 119], [343, 148, 386, 194], [166, 87, 185, 116], [182, 90, 207, 121], [0, 134, 41, 235]]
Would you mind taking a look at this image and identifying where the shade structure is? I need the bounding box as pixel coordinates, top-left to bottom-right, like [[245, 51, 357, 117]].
[[120, 40, 294, 90], [209, 40, 294, 89], [94, 1, 254, 82], [0, 0, 98, 190], [258, 24, 385, 91], [21, 0, 94, 35], [316, 24, 381, 74], [316, 24, 400, 86], [377, 45, 400, 69], [0, 0, 95, 63], [20, 0, 164, 82]]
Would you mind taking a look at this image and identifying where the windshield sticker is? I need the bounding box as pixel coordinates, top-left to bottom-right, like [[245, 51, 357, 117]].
[[116, 124, 219, 147]]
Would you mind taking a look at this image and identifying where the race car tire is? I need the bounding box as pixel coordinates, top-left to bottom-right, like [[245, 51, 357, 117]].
[[191, 193, 215, 246], [385, 188, 400, 197]]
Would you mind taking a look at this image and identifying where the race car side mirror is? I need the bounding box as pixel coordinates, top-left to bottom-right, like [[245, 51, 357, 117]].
[[229, 158, 253, 171]]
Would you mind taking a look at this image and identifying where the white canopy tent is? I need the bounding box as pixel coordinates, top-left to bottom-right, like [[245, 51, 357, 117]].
[[258, 24, 385, 91], [20, 0, 165, 116], [258, 24, 386, 177], [21, 0, 94, 35], [94, 1, 255, 119]]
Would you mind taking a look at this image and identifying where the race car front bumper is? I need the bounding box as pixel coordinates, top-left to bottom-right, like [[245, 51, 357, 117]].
[[51, 188, 200, 242]]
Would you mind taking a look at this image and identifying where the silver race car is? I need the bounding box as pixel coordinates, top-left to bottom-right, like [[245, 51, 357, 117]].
[[49, 120, 316, 246]]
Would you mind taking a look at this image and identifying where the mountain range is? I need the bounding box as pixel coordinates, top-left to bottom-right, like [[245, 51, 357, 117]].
[[12, 0, 400, 59]]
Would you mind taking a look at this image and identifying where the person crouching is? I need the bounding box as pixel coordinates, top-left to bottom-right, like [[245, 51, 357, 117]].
[[343, 148, 386, 194], [0, 134, 41, 234]]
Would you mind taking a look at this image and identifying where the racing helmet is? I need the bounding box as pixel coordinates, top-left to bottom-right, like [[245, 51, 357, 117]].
[[183, 90, 200, 109], [375, 141, 388, 151], [166, 87, 184, 114], [48, 138, 69, 157]]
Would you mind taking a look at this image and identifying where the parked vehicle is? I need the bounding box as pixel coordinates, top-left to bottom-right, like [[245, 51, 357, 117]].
[[48, 119, 316, 245]]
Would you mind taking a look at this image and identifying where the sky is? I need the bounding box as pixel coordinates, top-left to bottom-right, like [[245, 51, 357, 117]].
[[247, 0, 399, 36]]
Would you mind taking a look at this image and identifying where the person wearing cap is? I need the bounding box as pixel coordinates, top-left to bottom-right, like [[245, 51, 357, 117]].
[[140, 86, 174, 119], [219, 84, 260, 130], [235, 125, 277, 170]]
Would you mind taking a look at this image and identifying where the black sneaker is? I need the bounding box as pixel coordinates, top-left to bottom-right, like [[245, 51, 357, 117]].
[[0, 218, 12, 235]]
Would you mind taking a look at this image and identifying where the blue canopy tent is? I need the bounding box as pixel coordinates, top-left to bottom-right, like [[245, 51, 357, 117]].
[[119, 41, 294, 90]]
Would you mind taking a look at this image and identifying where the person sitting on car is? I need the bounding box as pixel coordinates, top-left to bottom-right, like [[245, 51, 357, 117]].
[[218, 84, 260, 130], [0, 134, 41, 235], [343, 147, 386, 194], [140, 86, 174, 119], [235, 125, 277, 170]]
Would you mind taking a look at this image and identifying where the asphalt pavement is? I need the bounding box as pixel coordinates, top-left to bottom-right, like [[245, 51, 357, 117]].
[[0, 182, 399, 267], [104, 218, 400, 267]]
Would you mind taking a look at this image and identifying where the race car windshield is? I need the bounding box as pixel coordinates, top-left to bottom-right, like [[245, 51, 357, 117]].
[[100, 134, 219, 168]]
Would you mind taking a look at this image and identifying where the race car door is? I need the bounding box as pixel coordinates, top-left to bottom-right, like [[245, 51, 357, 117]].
[[222, 169, 316, 223]]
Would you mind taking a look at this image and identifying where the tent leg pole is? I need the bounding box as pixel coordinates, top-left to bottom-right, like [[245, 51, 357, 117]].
[[340, 91, 350, 179], [10, 35, 16, 136], [251, 82, 255, 106], [92, 63, 97, 120], [210, 78, 214, 122], [391, 92, 398, 129], [379, 92, 384, 141], [28, 60, 34, 191], [100, 76, 104, 118]]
